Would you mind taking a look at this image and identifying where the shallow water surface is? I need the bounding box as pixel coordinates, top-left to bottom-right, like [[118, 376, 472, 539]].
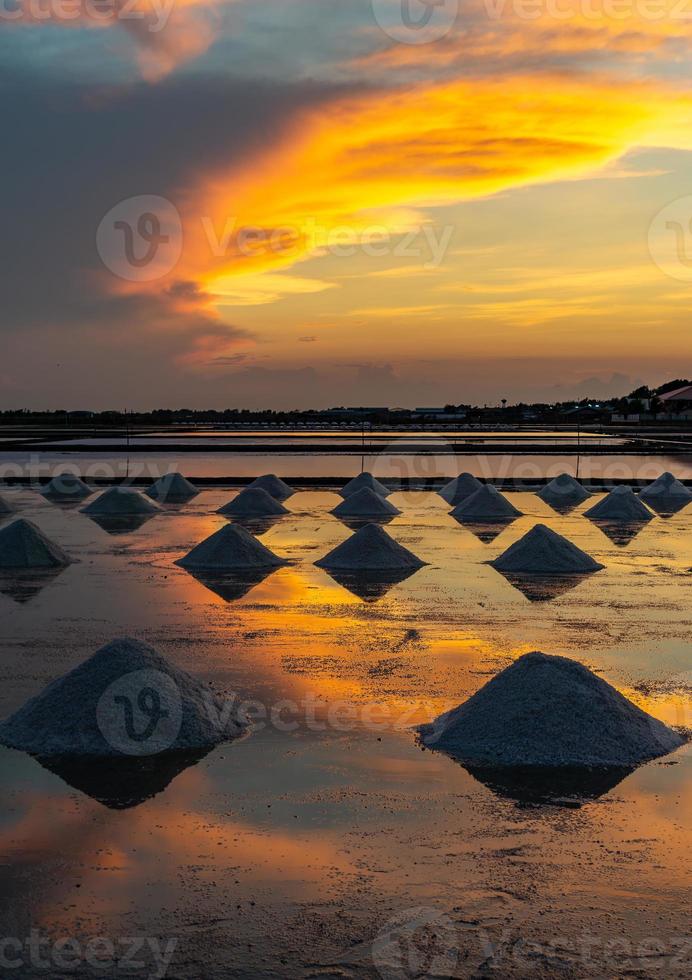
[[0, 487, 689, 978]]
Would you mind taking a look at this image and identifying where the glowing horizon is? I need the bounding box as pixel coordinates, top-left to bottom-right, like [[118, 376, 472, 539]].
[[2, 0, 692, 408]]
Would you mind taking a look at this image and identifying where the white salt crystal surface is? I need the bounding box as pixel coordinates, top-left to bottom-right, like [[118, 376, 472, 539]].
[[418, 651, 685, 767], [492, 523, 604, 574], [0, 637, 245, 758], [315, 523, 425, 570], [176, 523, 287, 570]]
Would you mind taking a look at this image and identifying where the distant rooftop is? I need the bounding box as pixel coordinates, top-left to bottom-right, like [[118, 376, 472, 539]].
[[659, 384, 692, 402]]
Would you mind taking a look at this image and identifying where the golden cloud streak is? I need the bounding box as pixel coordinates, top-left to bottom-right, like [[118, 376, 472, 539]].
[[168, 73, 692, 306]]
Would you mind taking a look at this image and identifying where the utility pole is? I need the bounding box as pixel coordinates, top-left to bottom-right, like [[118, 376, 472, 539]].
[[125, 409, 131, 482]]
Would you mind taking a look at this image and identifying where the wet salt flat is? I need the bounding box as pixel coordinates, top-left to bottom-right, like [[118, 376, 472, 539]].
[[2, 450, 692, 483], [0, 487, 690, 978]]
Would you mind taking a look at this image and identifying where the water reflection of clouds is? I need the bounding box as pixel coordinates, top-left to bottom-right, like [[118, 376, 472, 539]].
[[0, 488, 689, 927]]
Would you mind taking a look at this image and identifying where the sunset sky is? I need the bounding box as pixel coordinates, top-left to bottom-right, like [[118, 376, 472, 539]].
[[2, 0, 692, 409]]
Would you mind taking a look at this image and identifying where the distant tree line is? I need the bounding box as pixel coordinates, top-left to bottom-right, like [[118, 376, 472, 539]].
[[0, 378, 688, 426]]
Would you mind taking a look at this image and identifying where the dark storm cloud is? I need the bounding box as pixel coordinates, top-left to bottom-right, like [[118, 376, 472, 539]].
[[0, 67, 351, 331]]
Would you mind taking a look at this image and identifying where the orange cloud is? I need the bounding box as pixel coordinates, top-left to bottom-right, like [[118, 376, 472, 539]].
[[166, 72, 692, 304], [356, 0, 692, 73]]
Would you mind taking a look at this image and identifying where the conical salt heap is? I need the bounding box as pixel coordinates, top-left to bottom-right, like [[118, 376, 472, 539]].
[[418, 651, 685, 768], [492, 524, 604, 574], [146, 472, 199, 503], [0, 494, 14, 516], [0, 518, 72, 569], [451, 484, 522, 521], [339, 472, 390, 499], [217, 487, 288, 518], [176, 523, 287, 571], [246, 474, 295, 502], [0, 637, 245, 758], [439, 473, 483, 505], [639, 472, 692, 512], [41, 473, 92, 500], [81, 487, 161, 516], [331, 487, 401, 518], [315, 523, 425, 571], [584, 485, 653, 522], [537, 473, 591, 510]]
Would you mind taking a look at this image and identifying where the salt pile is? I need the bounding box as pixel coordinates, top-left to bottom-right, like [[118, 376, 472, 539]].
[[217, 487, 288, 517], [0, 637, 245, 758], [451, 484, 522, 521], [491, 524, 604, 574], [41, 473, 92, 500], [639, 472, 692, 512], [315, 523, 425, 571], [146, 472, 199, 503], [339, 472, 390, 499], [0, 494, 14, 516], [331, 487, 401, 518], [418, 651, 685, 768], [176, 523, 287, 571], [584, 485, 653, 522], [0, 518, 72, 569], [439, 473, 483, 505], [246, 474, 295, 501], [537, 473, 591, 510], [81, 487, 161, 516]]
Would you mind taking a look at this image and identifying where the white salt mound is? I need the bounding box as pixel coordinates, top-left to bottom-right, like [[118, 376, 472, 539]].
[[639, 472, 692, 508], [41, 473, 92, 499], [146, 472, 199, 502], [339, 472, 390, 499], [82, 487, 161, 516], [584, 485, 653, 522], [246, 474, 295, 501], [217, 487, 288, 517], [418, 651, 685, 767], [315, 523, 425, 571], [0, 518, 73, 569], [492, 524, 604, 574], [0, 494, 14, 516], [176, 523, 287, 570], [537, 473, 591, 508], [0, 637, 245, 758], [439, 473, 483, 505], [331, 487, 401, 518], [451, 484, 522, 520]]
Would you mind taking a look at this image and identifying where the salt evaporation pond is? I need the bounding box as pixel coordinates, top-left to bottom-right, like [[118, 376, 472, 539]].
[[0, 485, 689, 978]]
